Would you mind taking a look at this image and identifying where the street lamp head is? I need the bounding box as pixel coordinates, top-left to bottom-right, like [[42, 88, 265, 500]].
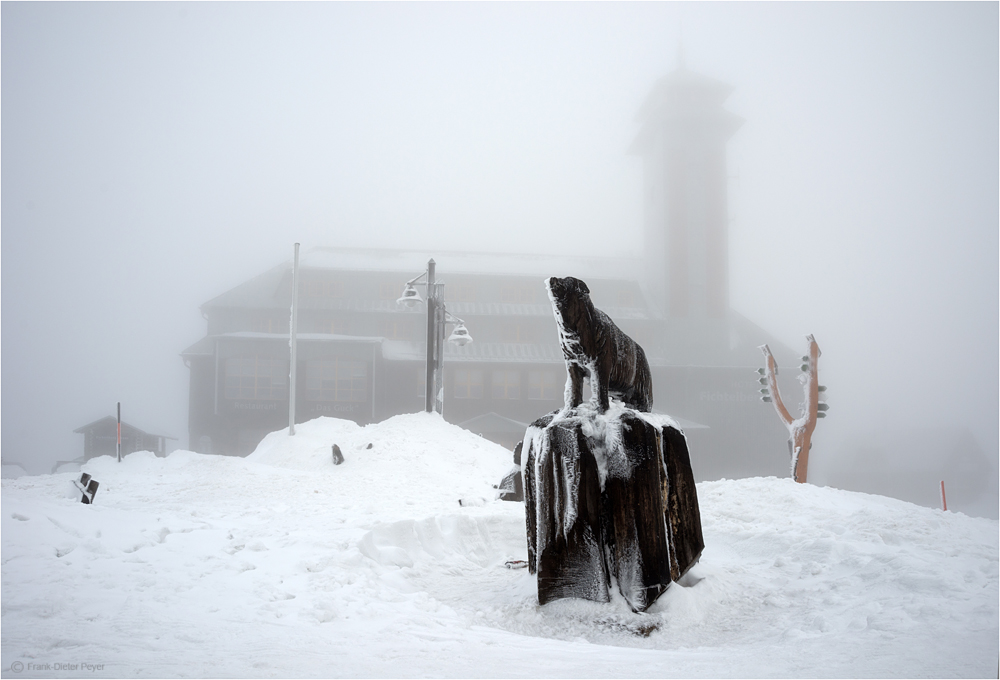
[[397, 283, 423, 308], [448, 323, 473, 347]]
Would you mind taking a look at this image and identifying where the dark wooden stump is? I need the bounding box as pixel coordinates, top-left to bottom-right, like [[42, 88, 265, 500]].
[[661, 425, 704, 581], [523, 408, 703, 612], [526, 417, 610, 604]]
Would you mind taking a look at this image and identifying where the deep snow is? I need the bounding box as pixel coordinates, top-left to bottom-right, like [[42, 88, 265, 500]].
[[2, 413, 997, 678]]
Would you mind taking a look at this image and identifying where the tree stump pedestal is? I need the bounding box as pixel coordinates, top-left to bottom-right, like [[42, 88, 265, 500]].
[[522, 407, 703, 612]]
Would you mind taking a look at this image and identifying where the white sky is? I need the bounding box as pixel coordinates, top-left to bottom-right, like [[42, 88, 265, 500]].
[[2, 2, 997, 478]]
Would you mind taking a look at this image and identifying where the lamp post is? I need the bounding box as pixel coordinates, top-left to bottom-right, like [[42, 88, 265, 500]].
[[397, 258, 473, 415]]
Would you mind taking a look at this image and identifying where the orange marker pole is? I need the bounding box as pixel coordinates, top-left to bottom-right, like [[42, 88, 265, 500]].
[[116, 401, 122, 463], [940, 480, 947, 511]]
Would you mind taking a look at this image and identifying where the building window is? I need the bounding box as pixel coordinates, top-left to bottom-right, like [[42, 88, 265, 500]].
[[380, 318, 413, 340], [450, 283, 477, 303], [305, 279, 346, 298], [491, 369, 521, 400], [225, 356, 289, 400], [501, 324, 530, 343], [500, 284, 537, 304], [306, 359, 367, 402], [380, 281, 404, 301], [328, 318, 348, 335], [250, 318, 285, 333], [528, 370, 560, 400], [310, 318, 348, 334], [453, 369, 484, 399]]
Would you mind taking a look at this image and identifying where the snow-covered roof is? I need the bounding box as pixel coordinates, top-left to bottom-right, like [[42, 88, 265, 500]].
[[186, 246, 798, 367], [73, 416, 176, 440], [199, 247, 653, 319], [298, 247, 642, 281], [201, 262, 290, 311]]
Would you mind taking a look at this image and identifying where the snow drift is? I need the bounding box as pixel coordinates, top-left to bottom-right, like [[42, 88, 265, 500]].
[[2, 412, 997, 678]]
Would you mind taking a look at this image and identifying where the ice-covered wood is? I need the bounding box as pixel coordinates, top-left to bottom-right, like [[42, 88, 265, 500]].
[[661, 424, 704, 582], [525, 414, 610, 604], [523, 406, 703, 612]]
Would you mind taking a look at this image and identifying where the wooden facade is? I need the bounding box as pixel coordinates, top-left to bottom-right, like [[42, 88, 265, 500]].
[[181, 248, 799, 479]]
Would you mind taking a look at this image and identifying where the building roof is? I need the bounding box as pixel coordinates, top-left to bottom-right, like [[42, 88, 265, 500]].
[[298, 247, 642, 280], [201, 263, 291, 311], [629, 66, 745, 154], [634, 66, 736, 122], [200, 247, 648, 313], [187, 245, 798, 368], [74, 416, 176, 440]]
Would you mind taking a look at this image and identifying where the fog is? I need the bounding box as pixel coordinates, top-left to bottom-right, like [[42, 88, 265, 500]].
[[3, 3, 997, 507]]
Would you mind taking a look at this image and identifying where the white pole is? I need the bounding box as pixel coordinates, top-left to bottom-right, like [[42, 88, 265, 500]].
[[289, 243, 300, 436], [424, 259, 436, 413], [435, 284, 446, 416]]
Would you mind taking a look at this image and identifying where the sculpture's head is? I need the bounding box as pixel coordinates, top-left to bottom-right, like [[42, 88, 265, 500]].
[[545, 276, 592, 329], [546, 276, 590, 302]]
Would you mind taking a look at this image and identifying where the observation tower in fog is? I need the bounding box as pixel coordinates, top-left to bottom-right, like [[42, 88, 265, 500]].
[[630, 62, 743, 357]]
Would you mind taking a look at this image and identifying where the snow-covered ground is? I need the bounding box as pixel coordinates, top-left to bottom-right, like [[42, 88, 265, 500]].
[[2, 413, 997, 678]]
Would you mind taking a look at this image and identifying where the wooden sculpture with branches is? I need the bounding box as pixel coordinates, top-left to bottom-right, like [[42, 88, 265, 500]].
[[757, 335, 828, 483]]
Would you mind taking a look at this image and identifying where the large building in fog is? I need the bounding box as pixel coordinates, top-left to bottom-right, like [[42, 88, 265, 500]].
[[181, 65, 799, 480]]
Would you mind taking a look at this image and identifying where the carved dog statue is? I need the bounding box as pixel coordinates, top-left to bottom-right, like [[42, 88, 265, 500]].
[[546, 276, 653, 414]]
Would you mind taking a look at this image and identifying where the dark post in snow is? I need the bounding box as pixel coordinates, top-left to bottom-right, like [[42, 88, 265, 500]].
[[289, 243, 300, 436], [74, 473, 100, 504], [520, 276, 704, 612], [758, 335, 828, 483]]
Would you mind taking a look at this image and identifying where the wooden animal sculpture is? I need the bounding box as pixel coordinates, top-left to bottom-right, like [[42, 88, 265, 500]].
[[546, 276, 653, 414]]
